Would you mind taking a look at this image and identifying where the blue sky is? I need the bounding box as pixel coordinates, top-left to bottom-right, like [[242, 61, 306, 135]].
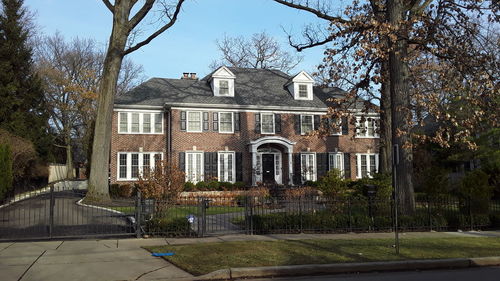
[[25, 0, 331, 79]]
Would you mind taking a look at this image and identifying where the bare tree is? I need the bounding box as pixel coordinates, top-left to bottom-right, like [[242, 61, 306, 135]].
[[86, 0, 186, 202], [35, 33, 144, 179], [210, 32, 303, 73]]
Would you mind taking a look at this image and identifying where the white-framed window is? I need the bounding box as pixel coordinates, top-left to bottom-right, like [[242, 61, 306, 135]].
[[329, 152, 344, 174], [187, 111, 202, 132], [261, 113, 275, 134], [355, 153, 379, 178], [117, 111, 163, 134], [330, 118, 342, 136], [355, 116, 379, 138], [301, 153, 316, 182], [186, 152, 204, 183], [218, 152, 235, 183], [117, 152, 163, 181], [298, 84, 308, 98], [219, 112, 234, 133], [301, 115, 314, 135], [219, 80, 229, 96]]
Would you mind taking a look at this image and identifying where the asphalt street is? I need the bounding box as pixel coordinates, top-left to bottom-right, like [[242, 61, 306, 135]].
[[245, 266, 500, 281]]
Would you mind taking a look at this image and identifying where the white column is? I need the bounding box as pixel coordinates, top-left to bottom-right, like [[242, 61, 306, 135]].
[[288, 151, 293, 185], [251, 151, 257, 186]]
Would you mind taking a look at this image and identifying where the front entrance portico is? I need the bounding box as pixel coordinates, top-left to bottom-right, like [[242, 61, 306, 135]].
[[249, 136, 296, 186]]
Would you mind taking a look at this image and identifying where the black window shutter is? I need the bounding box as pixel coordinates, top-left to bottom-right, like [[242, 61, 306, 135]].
[[293, 153, 301, 185], [294, 115, 301, 135], [317, 153, 327, 179], [203, 112, 209, 131], [343, 153, 351, 179], [212, 112, 218, 131], [235, 152, 243, 182], [255, 113, 261, 133], [179, 152, 185, 173], [314, 115, 320, 130], [180, 111, 186, 131], [211, 152, 218, 180], [235, 112, 240, 132], [204, 152, 211, 179], [341, 117, 349, 135], [275, 114, 281, 133]]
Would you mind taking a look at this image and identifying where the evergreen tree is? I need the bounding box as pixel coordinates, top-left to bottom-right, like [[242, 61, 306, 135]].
[[0, 0, 50, 159]]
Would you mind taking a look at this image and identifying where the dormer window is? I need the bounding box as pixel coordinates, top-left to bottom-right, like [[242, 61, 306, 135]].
[[210, 66, 236, 97], [286, 71, 314, 101], [298, 84, 308, 98], [219, 80, 229, 96]]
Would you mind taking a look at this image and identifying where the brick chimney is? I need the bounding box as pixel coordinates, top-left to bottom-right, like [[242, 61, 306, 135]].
[[181, 72, 198, 80]]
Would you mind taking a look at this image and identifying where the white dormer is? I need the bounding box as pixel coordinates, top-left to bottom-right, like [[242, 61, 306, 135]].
[[286, 71, 314, 101], [210, 66, 236, 97]]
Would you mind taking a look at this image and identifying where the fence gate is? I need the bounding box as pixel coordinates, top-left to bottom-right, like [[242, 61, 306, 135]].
[[0, 181, 136, 241], [196, 197, 251, 237]]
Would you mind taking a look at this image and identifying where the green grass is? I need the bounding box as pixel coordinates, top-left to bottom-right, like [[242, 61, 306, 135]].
[[145, 237, 500, 276], [108, 205, 244, 217]]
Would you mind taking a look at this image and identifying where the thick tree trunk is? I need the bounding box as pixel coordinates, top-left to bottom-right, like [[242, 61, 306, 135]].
[[86, 4, 130, 202], [65, 143, 73, 179], [378, 62, 392, 174], [387, 0, 415, 214]]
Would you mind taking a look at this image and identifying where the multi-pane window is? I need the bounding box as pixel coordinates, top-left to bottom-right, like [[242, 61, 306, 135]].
[[218, 152, 235, 183], [118, 111, 162, 134], [356, 116, 379, 138], [298, 84, 308, 98], [131, 113, 140, 133], [301, 153, 316, 182], [143, 114, 151, 133], [117, 152, 162, 180], [187, 111, 202, 132], [119, 154, 127, 179], [119, 113, 128, 133], [261, 113, 274, 134], [186, 152, 204, 183], [356, 153, 379, 178], [301, 115, 314, 135], [219, 112, 234, 133], [329, 153, 344, 174], [330, 118, 342, 135], [154, 113, 162, 133], [219, 80, 229, 96]]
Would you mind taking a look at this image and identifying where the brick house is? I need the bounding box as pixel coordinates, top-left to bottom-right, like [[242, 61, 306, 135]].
[[111, 66, 380, 186]]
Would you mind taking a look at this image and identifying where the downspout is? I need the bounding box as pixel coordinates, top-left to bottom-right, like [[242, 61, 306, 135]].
[[164, 104, 173, 162]]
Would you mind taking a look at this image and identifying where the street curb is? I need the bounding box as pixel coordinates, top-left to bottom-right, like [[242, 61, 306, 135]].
[[193, 256, 500, 280]]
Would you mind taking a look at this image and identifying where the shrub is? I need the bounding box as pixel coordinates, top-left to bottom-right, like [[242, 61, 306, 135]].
[[420, 166, 450, 196], [233, 181, 246, 190], [489, 213, 500, 228], [284, 186, 318, 199], [207, 181, 219, 191], [145, 217, 194, 237], [195, 181, 207, 191], [458, 170, 493, 214], [184, 182, 196, 191], [317, 169, 349, 200], [219, 182, 233, 191], [0, 144, 13, 201], [109, 184, 120, 198], [136, 160, 185, 213], [0, 129, 37, 181], [303, 180, 318, 187], [119, 184, 134, 198]]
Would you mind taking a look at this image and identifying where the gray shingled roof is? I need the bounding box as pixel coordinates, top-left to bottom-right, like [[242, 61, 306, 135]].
[[115, 67, 351, 110]]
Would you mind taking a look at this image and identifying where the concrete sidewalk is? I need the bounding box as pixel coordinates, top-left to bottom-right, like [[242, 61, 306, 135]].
[[1, 230, 499, 281]]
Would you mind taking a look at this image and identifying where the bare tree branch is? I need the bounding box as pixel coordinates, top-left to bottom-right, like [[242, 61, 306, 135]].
[[128, 0, 155, 32], [102, 0, 114, 13], [273, 0, 349, 23], [124, 0, 185, 55]]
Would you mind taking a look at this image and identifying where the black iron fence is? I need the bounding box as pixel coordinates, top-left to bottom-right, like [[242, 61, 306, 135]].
[[137, 194, 500, 237]]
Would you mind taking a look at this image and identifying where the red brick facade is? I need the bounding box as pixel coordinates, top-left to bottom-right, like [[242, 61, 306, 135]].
[[110, 108, 379, 185]]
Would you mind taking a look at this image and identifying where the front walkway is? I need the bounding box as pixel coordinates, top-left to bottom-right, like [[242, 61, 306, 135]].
[[1, 230, 499, 281]]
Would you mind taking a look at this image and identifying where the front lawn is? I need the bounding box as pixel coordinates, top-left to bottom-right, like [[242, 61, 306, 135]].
[[145, 237, 500, 276]]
